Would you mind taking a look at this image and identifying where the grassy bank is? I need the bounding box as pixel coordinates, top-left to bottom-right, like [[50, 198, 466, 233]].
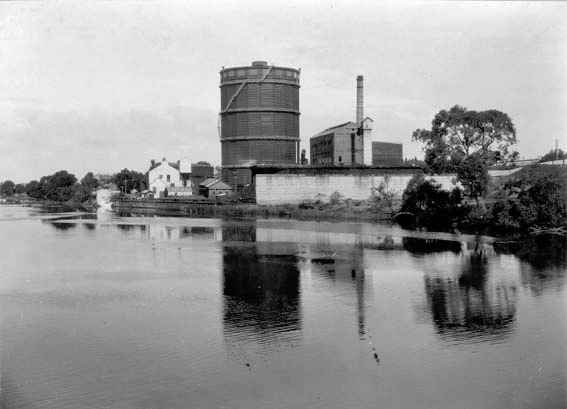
[[114, 197, 396, 222]]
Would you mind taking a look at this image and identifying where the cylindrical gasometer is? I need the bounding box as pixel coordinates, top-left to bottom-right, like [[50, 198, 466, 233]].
[[219, 61, 300, 172]]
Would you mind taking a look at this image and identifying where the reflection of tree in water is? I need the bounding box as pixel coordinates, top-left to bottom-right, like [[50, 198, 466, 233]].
[[222, 245, 301, 347], [178, 226, 214, 239], [50, 222, 78, 231], [83, 222, 97, 230], [423, 251, 517, 343], [403, 237, 462, 254], [116, 224, 136, 231], [495, 235, 566, 295]]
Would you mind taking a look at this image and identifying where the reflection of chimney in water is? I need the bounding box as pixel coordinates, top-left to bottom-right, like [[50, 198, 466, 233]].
[[356, 75, 364, 125], [355, 270, 366, 338]]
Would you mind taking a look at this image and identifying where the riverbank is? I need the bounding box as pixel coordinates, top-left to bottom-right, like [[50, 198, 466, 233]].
[[112, 197, 394, 222], [1, 195, 97, 212]]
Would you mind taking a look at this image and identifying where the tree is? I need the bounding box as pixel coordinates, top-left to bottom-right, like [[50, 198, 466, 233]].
[[25, 180, 43, 199], [490, 165, 567, 230], [0, 180, 15, 196], [539, 148, 567, 163], [71, 184, 92, 202], [413, 105, 517, 199], [14, 183, 26, 194], [39, 170, 77, 201], [80, 172, 99, 191], [456, 154, 490, 200], [399, 175, 467, 230], [112, 169, 147, 193]]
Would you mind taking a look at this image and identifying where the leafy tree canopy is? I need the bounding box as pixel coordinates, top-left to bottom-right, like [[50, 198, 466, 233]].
[[413, 105, 517, 174], [81, 172, 99, 191], [539, 148, 567, 163], [0, 180, 15, 196], [39, 170, 77, 201], [15, 183, 26, 194], [25, 180, 42, 199], [413, 105, 517, 199], [112, 169, 147, 193]]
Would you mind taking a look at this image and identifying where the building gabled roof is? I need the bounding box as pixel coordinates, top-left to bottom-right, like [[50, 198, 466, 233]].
[[311, 115, 376, 139], [200, 178, 232, 190], [148, 160, 180, 172], [320, 121, 357, 133], [312, 121, 361, 139]]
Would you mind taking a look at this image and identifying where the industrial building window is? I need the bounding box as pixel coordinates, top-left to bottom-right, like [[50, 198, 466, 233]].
[[351, 133, 355, 163], [338, 156, 342, 163]]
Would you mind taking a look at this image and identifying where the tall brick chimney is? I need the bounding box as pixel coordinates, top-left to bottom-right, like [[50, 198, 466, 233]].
[[356, 75, 364, 125]]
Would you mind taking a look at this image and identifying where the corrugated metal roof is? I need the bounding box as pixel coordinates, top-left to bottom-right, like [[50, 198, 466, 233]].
[[200, 178, 232, 190]]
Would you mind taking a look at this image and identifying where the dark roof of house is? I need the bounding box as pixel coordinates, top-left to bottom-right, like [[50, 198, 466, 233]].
[[148, 161, 180, 172]]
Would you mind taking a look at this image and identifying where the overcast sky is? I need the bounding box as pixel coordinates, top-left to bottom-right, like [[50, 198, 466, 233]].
[[1, 0, 566, 182]]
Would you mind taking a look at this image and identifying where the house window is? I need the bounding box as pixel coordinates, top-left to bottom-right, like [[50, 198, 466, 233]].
[[338, 156, 342, 163], [167, 175, 171, 182]]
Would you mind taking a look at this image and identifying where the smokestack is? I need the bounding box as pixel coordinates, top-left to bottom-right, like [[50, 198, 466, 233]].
[[356, 75, 364, 125]]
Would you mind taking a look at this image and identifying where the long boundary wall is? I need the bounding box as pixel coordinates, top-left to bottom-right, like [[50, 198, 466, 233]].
[[255, 173, 459, 205]]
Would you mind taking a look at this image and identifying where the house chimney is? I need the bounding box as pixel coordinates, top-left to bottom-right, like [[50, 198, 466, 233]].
[[356, 75, 364, 125]]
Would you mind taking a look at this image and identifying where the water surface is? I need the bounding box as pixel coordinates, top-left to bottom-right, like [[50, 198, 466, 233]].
[[1, 205, 565, 408]]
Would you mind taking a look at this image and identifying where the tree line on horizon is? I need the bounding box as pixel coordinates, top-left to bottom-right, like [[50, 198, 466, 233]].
[[0, 168, 147, 203]]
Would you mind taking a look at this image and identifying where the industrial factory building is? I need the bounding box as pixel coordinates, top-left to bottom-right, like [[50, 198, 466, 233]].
[[372, 142, 403, 166], [310, 119, 373, 166], [219, 60, 300, 190], [309, 75, 374, 166]]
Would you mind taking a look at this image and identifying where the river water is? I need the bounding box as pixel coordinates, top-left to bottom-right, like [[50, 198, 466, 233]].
[[0, 205, 565, 409]]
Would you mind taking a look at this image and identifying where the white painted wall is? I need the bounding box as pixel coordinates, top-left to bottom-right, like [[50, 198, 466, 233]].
[[148, 160, 181, 197], [255, 173, 459, 205]]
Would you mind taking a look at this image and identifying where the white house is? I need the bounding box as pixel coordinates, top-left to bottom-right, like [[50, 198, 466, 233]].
[[148, 158, 192, 197]]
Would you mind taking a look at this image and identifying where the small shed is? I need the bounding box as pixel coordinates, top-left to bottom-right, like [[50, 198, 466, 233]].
[[199, 178, 232, 198]]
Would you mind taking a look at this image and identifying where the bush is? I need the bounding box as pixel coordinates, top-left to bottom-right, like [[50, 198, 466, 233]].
[[25, 180, 42, 199], [0, 180, 15, 196], [329, 191, 343, 206], [489, 166, 567, 230], [400, 175, 469, 230], [71, 184, 92, 203], [370, 181, 395, 213]]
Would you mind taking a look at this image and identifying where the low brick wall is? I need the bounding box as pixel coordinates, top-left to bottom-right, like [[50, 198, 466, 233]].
[[255, 173, 459, 205]]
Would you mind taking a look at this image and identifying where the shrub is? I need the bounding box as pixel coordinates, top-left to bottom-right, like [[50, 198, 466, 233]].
[[489, 166, 567, 230], [370, 181, 395, 213], [329, 191, 344, 206], [0, 180, 15, 196], [400, 175, 469, 230]]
